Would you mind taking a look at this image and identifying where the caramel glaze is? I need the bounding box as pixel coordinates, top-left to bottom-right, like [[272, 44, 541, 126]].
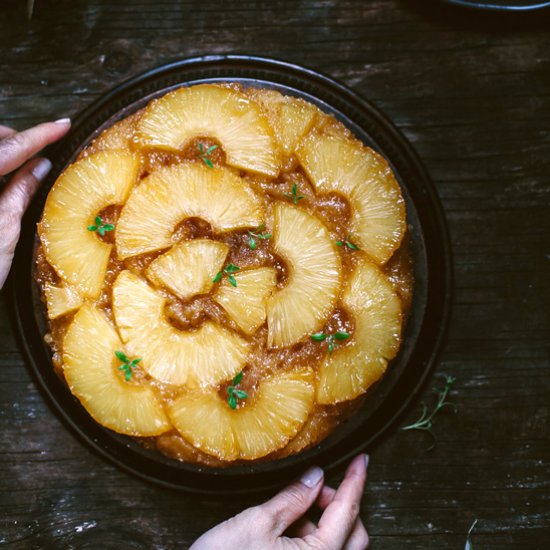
[[35, 101, 414, 467]]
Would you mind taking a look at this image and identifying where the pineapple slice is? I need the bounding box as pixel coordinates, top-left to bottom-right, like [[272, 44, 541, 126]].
[[63, 304, 171, 436], [296, 133, 406, 265], [248, 89, 318, 155], [38, 150, 138, 298], [89, 111, 141, 153], [137, 84, 280, 176], [168, 368, 315, 461], [44, 282, 83, 319], [267, 203, 342, 347], [147, 239, 229, 300], [213, 267, 277, 335], [113, 270, 250, 388], [116, 163, 263, 259], [317, 258, 403, 405]]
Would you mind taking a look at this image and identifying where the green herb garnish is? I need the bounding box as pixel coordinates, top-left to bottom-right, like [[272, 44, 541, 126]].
[[336, 234, 360, 250], [198, 143, 218, 168], [213, 263, 240, 287], [310, 331, 350, 354], [284, 183, 305, 205], [465, 519, 478, 550], [115, 350, 141, 381], [247, 224, 272, 250], [227, 371, 248, 410], [87, 216, 115, 237], [401, 376, 457, 451]]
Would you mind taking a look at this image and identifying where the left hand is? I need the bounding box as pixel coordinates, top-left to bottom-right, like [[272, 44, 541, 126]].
[[190, 454, 369, 550], [0, 118, 71, 288]]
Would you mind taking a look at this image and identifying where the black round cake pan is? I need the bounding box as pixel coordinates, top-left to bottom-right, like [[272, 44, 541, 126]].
[[10, 55, 452, 494]]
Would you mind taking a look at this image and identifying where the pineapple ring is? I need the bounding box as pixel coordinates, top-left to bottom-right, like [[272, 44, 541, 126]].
[[63, 304, 171, 436], [147, 239, 230, 301], [213, 267, 277, 336], [113, 270, 250, 388], [267, 203, 342, 347], [168, 368, 315, 461], [137, 84, 280, 176], [116, 163, 264, 259], [296, 133, 406, 265], [317, 257, 403, 405], [38, 150, 139, 298]]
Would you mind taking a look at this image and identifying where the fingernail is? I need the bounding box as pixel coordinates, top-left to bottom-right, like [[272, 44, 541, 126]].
[[300, 466, 323, 488], [32, 158, 52, 182], [54, 117, 71, 125], [364, 454, 370, 468]]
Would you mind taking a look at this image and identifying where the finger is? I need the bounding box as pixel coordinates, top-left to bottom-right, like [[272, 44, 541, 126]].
[[258, 465, 324, 535], [0, 118, 70, 176], [344, 519, 369, 550], [312, 454, 368, 549], [317, 484, 369, 550], [0, 125, 16, 139], [0, 157, 52, 289]]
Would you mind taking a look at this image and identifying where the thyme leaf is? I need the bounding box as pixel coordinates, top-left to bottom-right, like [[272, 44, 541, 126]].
[[87, 216, 115, 236], [198, 142, 218, 169], [213, 263, 241, 287], [401, 376, 457, 451], [310, 331, 350, 353], [284, 183, 305, 204], [247, 224, 272, 249], [336, 235, 360, 250], [227, 371, 248, 409], [115, 351, 141, 381]]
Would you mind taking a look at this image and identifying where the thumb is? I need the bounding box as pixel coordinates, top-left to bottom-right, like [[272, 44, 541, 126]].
[[258, 466, 324, 536]]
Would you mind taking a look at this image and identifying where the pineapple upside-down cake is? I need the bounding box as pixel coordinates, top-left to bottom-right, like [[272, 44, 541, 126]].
[[35, 84, 414, 465]]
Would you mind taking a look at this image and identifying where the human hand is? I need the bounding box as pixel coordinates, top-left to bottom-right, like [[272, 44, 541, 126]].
[[0, 118, 71, 289], [190, 454, 369, 550]]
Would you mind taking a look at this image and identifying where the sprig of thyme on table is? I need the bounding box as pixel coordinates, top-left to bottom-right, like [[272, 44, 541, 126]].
[[227, 371, 248, 410], [87, 216, 114, 236], [114, 351, 141, 381], [401, 376, 457, 451], [465, 519, 478, 550], [213, 263, 240, 287], [311, 331, 350, 354], [247, 224, 272, 250]]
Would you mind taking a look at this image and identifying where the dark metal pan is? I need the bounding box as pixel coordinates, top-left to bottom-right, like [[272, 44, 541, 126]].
[[9, 55, 452, 494]]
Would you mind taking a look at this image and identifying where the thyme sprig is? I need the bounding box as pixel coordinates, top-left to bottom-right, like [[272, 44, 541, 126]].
[[115, 351, 141, 381], [87, 216, 115, 237], [311, 331, 350, 354], [401, 376, 457, 450], [465, 519, 478, 550], [248, 224, 272, 250], [336, 234, 360, 250], [198, 143, 218, 168], [227, 371, 248, 410], [213, 263, 240, 287], [284, 183, 305, 205]]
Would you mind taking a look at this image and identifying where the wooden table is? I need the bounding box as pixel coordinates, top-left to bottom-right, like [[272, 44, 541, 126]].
[[1, 1, 549, 548]]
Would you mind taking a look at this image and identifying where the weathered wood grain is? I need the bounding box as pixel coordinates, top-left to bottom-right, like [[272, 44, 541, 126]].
[[1, 0, 549, 548]]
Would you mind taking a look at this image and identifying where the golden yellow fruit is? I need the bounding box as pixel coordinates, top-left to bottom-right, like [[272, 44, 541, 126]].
[[63, 304, 171, 436], [317, 258, 402, 404], [38, 151, 138, 298], [137, 84, 280, 176], [113, 270, 250, 388]]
